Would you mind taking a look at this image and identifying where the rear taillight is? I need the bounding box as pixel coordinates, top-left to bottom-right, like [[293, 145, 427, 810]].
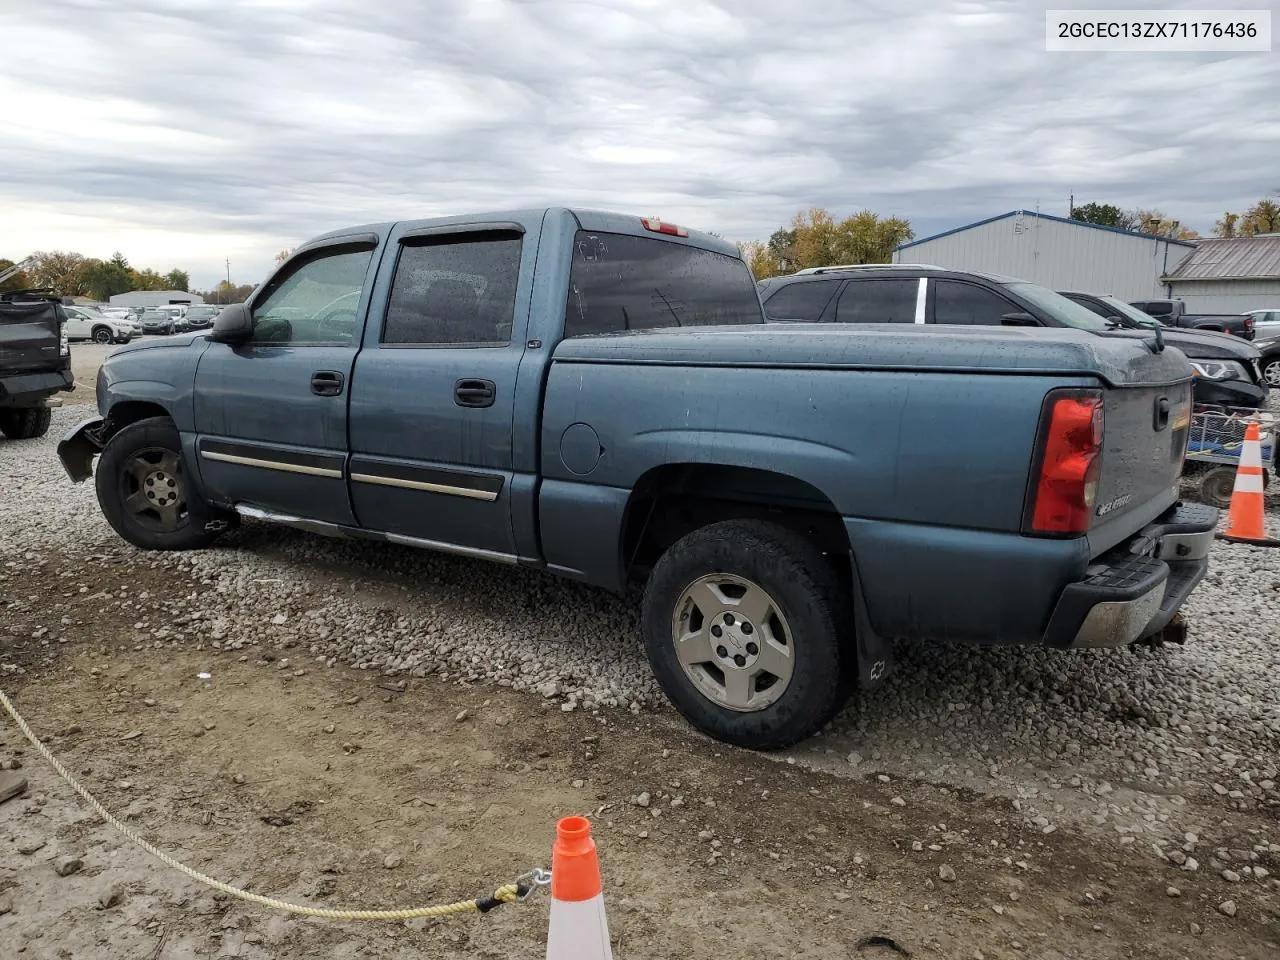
[[1025, 390, 1104, 535], [1243, 317, 1255, 332], [640, 217, 689, 237]]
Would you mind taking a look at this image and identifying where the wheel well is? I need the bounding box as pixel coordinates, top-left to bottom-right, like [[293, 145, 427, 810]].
[[621, 464, 849, 584], [105, 401, 171, 437], [92, 324, 111, 335]]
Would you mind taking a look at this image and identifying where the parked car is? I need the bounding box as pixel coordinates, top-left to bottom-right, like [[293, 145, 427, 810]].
[[62, 305, 136, 344], [58, 208, 1216, 749], [1245, 308, 1280, 341], [183, 305, 221, 330], [138, 309, 178, 335], [1129, 299, 1255, 340], [1059, 291, 1267, 409], [96, 306, 143, 336], [0, 290, 73, 439]]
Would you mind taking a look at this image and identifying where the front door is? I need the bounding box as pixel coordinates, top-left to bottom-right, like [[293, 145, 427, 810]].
[[346, 220, 539, 558], [192, 239, 379, 526]]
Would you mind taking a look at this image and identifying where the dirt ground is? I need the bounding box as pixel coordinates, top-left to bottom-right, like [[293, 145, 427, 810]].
[[1, 551, 1277, 960]]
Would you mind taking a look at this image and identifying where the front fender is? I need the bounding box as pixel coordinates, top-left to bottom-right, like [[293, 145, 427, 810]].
[[57, 416, 106, 483]]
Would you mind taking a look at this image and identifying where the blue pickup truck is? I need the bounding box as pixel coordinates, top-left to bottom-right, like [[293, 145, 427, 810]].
[[58, 208, 1217, 748]]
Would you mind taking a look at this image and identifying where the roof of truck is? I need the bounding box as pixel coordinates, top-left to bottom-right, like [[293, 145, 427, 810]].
[[303, 208, 741, 259]]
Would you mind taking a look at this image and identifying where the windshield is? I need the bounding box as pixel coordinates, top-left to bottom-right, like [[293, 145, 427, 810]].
[[1090, 295, 1163, 329], [1004, 282, 1110, 332]]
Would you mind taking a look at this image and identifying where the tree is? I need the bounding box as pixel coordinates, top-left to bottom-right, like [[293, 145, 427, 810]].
[[109, 251, 130, 271], [743, 208, 913, 279], [130, 268, 167, 291], [0, 258, 30, 294], [1214, 212, 1239, 238], [195, 281, 256, 304], [1070, 203, 1135, 230], [165, 269, 190, 292], [80, 260, 133, 300], [1241, 199, 1280, 236], [1129, 209, 1197, 239], [26, 251, 91, 295]]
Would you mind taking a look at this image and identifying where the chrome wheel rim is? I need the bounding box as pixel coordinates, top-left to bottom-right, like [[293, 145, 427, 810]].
[[671, 574, 794, 713], [121, 448, 188, 532]]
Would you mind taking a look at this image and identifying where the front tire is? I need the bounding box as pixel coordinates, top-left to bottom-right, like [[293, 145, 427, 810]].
[[95, 417, 224, 551], [92, 326, 113, 344], [641, 520, 851, 750], [0, 407, 53, 440]]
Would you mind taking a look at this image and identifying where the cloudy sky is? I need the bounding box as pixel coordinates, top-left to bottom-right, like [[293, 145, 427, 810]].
[[3, 0, 1278, 289]]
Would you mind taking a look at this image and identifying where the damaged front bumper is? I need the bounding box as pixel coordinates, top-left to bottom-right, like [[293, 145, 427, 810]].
[[57, 416, 105, 483]]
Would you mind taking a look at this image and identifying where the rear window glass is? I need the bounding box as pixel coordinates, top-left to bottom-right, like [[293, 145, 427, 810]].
[[763, 280, 837, 321], [564, 231, 762, 338]]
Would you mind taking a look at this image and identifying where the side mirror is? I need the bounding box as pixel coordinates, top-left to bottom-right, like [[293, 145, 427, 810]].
[[1000, 312, 1038, 327], [209, 302, 253, 343]]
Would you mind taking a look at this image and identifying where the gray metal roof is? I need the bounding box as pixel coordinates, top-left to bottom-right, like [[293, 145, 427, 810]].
[[1163, 236, 1280, 282]]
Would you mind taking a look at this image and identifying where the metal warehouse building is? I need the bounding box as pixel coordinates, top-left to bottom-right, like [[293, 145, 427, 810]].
[[893, 210, 1195, 301], [1162, 236, 1280, 314], [108, 289, 203, 307]]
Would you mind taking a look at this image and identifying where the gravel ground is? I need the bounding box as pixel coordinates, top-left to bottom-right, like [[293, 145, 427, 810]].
[[4, 408, 1279, 838]]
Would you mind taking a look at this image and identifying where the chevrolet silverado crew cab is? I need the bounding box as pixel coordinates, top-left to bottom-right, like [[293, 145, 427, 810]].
[[58, 208, 1216, 749]]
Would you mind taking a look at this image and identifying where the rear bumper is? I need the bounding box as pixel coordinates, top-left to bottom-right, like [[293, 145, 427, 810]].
[[0, 368, 75, 406], [1043, 501, 1218, 649]]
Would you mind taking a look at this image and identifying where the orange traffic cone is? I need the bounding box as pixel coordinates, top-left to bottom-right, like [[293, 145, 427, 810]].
[[546, 816, 613, 960], [1218, 421, 1280, 547]]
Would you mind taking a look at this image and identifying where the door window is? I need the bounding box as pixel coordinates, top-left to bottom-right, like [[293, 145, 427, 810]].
[[932, 280, 1018, 325], [835, 279, 919, 323], [763, 281, 838, 321], [382, 232, 523, 345], [250, 245, 374, 345]]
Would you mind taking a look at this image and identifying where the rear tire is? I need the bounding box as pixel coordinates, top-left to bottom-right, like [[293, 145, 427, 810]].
[[1262, 357, 1280, 389], [641, 519, 851, 750], [0, 407, 53, 440], [1199, 466, 1237, 509], [95, 416, 226, 551]]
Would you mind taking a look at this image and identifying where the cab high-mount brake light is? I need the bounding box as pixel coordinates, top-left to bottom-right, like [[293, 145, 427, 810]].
[[640, 218, 688, 238], [1026, 390, 1104, 535]]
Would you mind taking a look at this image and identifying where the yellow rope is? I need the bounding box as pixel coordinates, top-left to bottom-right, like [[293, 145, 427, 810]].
[[0, 688, 528, 921]]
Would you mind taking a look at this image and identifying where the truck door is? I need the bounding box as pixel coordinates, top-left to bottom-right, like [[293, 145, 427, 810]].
[[192, 236, 379, 526], [346, 219, 540, 560]]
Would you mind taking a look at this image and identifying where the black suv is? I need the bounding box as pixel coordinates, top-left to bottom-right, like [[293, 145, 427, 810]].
[[756, 266, 1267, 409]]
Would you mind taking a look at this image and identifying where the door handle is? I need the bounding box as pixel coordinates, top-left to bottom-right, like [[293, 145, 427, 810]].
[[454, 379, 496, 408], [311, 370, 345, 397]]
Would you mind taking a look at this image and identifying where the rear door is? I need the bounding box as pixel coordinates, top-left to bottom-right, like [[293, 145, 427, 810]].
[[345, 218, 540, 559], [192, 236, 379, 525], [832, 278, 923, 323]]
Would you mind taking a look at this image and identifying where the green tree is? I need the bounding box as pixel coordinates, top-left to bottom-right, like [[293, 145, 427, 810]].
[[109, 251, 130, 271], [81, 260, 133, 300], [130, 268, 167, 291], [1214, 212, 1239, 238], [165, 268, 190, 292], [742, 209, 913, 279], [1070, 202, 1135, 229]]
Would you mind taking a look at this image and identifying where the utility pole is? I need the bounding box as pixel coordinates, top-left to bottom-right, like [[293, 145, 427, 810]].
[[1069, 191, 1074, 216]]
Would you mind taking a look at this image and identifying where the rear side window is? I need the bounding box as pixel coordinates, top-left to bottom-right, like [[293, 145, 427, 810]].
[[835, 279, 918, 323], [932, 280, 1017, 326], [564, 231, 762, 338], [383, 232, 522, 345], [763, 281, 837, 321]]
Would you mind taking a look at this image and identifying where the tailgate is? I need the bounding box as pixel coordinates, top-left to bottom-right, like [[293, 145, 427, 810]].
[[1090, 380, 1191, 551], [0, 301, 63, 376]]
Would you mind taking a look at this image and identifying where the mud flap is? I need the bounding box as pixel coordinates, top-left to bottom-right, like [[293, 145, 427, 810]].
[[850, 557, 894, 689], [57, 416, 105, 483]]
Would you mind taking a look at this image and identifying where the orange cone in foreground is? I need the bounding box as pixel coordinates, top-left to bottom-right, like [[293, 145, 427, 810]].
[[1220, 421, 1277, 545], [546, 816, 613, 960]]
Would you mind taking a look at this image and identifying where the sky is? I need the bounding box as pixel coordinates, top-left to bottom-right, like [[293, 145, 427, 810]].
[[2, 0, 1278, 291]]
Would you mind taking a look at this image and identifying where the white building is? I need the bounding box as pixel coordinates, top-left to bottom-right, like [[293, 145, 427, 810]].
[[108, 290, 203, 307], [1162, 235, 1280, 314], [893, 210, 1195, 301]]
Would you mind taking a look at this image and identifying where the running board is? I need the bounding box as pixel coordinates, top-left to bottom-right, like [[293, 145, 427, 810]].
[[232, 504, 519, 565]]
